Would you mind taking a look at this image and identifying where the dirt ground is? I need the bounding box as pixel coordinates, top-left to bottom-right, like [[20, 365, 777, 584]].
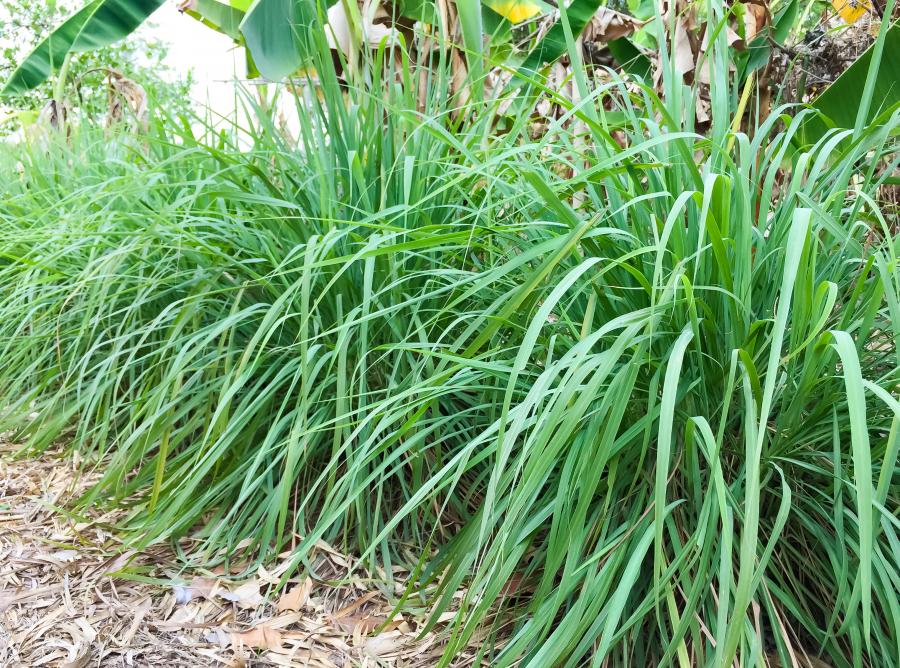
[[0, 442, 474, 668]]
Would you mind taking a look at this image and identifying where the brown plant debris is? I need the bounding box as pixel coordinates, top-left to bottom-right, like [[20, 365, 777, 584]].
[[0, 441, 483, 667]]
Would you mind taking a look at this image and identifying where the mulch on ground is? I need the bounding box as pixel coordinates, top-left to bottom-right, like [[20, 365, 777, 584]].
[[0, 441, 475, 667]]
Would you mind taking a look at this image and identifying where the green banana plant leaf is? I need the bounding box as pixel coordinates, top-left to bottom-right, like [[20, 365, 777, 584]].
[[518, 0, 602, 74], [180, 0, 249, 39], [606, 37, 650, 78], [1, 0, 166, 96], [393, 0, 436, 23], [239, 0, 319, 81], [771, 0, 798, 45], [802, 22, 900, 144]]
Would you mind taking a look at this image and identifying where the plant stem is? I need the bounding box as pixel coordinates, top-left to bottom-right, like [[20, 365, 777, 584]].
[[53, 52, 73, 119]]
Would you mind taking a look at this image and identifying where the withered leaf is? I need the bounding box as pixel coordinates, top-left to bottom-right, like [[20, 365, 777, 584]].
[[276, 577, 312, 613], [582, 8, 645, 44], [230, 625, 283, 651], [219, 579, 264, 609]]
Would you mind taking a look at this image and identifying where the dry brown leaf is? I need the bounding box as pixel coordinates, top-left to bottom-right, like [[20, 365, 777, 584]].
[[673, 21, 696, 78], [331, 613, 387, 634], [696, 95, 711, 124], [746, 1, 769, 38], [50, 549, 79, 562], [332, 590, 380, 620], [231, 625, 283, 651], [364, 630, 405, 657], [101, 548, 137, 576], [164, 604, 203, 626], [256, 563, 279, 584], [582, 8, 645, 43], [0, 591, 15, 613], [726, 25, 745, 50], [119, 596, 152, 646], [276, 577, 312, 613], [451, 48, 471, 108], [173, 575, 220, 604], [0, 443, 482, 667], [105, 71, 148, 130], [435, 610, 457, 624], [37, 99, 67, 131], [219, 579, 264, 609], [60, 648, 92, 668]]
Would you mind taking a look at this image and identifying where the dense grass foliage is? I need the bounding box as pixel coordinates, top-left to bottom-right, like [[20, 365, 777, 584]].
[[2, 29, 900, 668]]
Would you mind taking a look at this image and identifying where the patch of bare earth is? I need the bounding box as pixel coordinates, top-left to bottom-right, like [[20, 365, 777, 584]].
[[0, 442, 480, 667]]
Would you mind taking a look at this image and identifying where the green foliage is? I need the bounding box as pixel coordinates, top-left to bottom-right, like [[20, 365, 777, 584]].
[[239, 0, 316, 80], [1, 17, 899, 664], [0, 0, 165, 95], [804, 21, 900, 143], [519, 0, 606, 73], [2, 0, 644, 92], [181, 0, 248, 39], [0, 0, 191, 128]]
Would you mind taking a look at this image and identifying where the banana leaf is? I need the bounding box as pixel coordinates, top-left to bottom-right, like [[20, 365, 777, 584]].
[[772, 0, 798, 45], [1, 0, 165, 96], [801, 22, 900, 143], [239, 0, 324, 81], [606, 37, 651, 78], [517, 2, 645, 80], [518, 0, 603, 74], [393, 0, 437, 23], [181, 0, 248, 39]]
